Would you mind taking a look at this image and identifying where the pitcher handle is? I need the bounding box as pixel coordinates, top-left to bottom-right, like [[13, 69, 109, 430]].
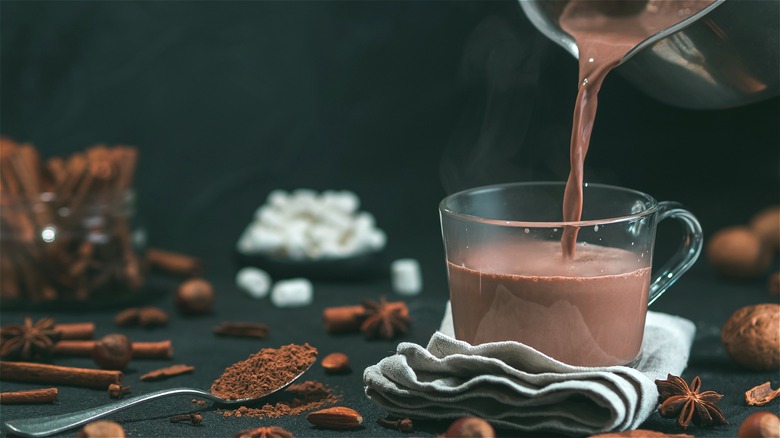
[[648, 201, 703, 305]]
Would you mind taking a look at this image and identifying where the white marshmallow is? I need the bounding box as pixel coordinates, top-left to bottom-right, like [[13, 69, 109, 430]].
[[270, 278, 313, 307], [391, 258, 422, 295], [236, 267, 271, 299], [322, 190, 359, 214], [366, 229, 387, 250], [255, 205, 287, 228], [236, 230, 256, 253], [267, 190, 289, 208], [248, 224, 284, 253]]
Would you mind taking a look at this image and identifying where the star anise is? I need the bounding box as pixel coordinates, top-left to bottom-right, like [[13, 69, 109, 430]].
[[359, 297, 410, 340], [655, 374, 728, 429], [233, 426, 294, 438], [0, 316, 61, 360]]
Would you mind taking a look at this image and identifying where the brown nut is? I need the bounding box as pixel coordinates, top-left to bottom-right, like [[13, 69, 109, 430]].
[[738, 411, 780, 438], [445, 416, 496, 438], [706, 226, 772, 279], [306, 406, 363, 429], [234, 426, 294, 438], [91, 334, 133, 370], [76, 420, 127, 438], [176, 278, 214, 315], [750, 205, 780, 252], [721, 304, 780, 371], [321, 352, 350, 374]]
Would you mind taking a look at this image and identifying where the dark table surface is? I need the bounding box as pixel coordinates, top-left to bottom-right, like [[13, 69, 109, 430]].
[[1, 1, 778, 437], [0, 230, 778, 438]]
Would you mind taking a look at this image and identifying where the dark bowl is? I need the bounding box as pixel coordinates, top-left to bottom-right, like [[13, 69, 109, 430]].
[[234, 249, 386, 281]]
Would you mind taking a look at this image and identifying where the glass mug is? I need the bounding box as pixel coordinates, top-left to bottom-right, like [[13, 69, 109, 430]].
[[439, 182, 702, 367]]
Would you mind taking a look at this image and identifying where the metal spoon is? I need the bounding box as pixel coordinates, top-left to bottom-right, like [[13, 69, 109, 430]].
[[3, 362, 313, 438]]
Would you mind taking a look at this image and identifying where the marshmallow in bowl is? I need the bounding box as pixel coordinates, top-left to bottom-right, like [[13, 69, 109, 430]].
[[237, 189, 386, 260]]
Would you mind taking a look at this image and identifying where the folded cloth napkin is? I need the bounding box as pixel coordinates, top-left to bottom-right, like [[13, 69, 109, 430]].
[[364, 302, 695, 436]]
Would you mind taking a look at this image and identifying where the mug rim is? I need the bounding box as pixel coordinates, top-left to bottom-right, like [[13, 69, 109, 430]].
[[439, 181, 659, 228]]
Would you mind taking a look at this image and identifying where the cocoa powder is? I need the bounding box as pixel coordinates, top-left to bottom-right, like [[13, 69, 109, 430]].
[[221, 380, 339, 419], [210, 343, 317, 400]]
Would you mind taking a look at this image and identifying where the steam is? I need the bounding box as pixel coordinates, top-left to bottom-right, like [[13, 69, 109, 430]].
[[440, 14, 568, 194]]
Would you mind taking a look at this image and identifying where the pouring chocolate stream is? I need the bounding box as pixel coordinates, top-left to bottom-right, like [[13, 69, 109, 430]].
[[558, 0, 714, 258]]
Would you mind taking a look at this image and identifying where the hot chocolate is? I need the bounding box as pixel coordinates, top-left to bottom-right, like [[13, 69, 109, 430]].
[[447, 240, 650, 366], [443, 1, 711, 366]]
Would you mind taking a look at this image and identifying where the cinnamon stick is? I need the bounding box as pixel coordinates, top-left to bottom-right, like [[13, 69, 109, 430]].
[[213, 322, 269, 338], [0, 387, 58, 404], [139, 364, 194, 382], [55, 322, 95, 340], [52, 340, 173, 359], [0, 362, 122, 389], [323, 301, 408, 333], [132, 340, 173, 359], [145, 248, 203, 277]]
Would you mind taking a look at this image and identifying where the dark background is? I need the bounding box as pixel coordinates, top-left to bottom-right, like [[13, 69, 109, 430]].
[[0, 1, 778, 437]]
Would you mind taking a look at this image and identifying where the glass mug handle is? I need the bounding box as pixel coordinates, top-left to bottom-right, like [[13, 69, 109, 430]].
[[648, 201, 704, 305]]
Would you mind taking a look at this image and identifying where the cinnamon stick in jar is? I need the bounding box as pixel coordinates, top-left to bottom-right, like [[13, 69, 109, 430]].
[[0, 387, 58, 404], [0, 362, 122, 389]]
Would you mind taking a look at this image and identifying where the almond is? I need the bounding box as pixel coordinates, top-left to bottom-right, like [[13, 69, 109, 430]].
[[321, 352, 350, 374], [306, 406, 363, 429]]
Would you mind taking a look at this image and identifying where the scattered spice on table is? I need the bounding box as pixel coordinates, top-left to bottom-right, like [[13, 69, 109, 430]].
[[0, 361, 122, 389], [108, 383, 131, 399], [145, 247, 204, 277], [114, 307, 169, 328], [213, 322, 269, 338], [745, 381, 780, 406], [221, 380, 339, 419], [169, 412, 203, 425], [0, 316, 60, 360], [140, 364, 194, 381], [0, 387, 58, 404], [360, 296, 410, 339], [655, 374, 728, 429]]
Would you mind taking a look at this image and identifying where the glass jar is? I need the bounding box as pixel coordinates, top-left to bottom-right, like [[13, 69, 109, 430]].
[[0, 189, 146, 309]]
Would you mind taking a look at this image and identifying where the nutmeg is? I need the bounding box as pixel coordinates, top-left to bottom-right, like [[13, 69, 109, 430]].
[[706, 226, 772, 279], [176, 278, 214, 315], [750, 205, 780, 253], [738, 411, 780, 438], [721, 304, 780, 371], [91, 334, 133, 370]]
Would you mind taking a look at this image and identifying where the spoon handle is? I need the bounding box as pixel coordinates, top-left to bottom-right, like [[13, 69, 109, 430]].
[[3, 387, 216, 438]]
